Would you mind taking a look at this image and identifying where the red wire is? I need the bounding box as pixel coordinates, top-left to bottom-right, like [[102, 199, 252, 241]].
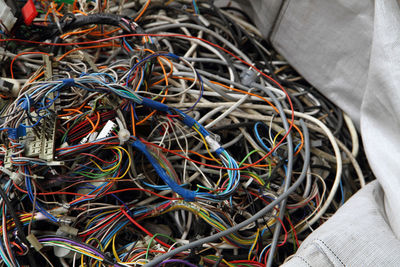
[[11, 242, 24, 256], [263, 216, 288, 265], [286, 215, 300, 248], [4, 33, 295, 170], [13, 182, 182, 200], [229, 260, 265, 267], [81, 212, 123, 237], [79, 152, 119, 164], [2, 33, 295, 156], [120, 208, 172, 248]]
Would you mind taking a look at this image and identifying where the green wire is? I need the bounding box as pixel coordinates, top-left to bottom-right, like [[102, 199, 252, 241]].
[[145, 233, 176, 259]]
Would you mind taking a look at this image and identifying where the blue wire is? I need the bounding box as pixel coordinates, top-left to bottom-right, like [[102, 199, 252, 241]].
[[259, 244, 271, 263], [339, 179, 345, 205], [254, 122, 272, 152], [192, 0, 200, 14], [183, 70, 204, 112]]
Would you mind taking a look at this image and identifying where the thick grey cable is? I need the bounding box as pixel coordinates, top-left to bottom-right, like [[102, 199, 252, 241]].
[[254, 83, 294, 267], [143, 120, 310, 267]]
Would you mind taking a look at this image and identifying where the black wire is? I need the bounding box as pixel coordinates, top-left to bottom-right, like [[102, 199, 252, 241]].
[[0, 185, 37, 267]]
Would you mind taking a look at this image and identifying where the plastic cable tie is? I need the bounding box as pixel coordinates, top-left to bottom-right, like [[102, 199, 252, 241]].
[[215, 147, 224, 156], [20, 96, 32, 111], [118, 129, 130, 145], [205, 135, 221, 152], [62, 78, 75, 87]]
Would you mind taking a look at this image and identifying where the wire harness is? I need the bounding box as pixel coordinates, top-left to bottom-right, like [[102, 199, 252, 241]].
[[0, 1, 373, 266]]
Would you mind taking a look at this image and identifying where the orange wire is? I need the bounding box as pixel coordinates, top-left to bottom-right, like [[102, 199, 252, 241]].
[[57, 43, 118, 61], [58, 102, 87, 117], [63, 108, 95, 130], [133, 50, 172, 125], [149, 56, 174, 86], [56, 3, 64, 12], [10, 52, 50, 79], [28, 71, 45, 83], [130, 105, 136, 136], [60, 25, 98, 39], [174, 76, 279, 114], [134, 0, 151, 22], [170, 76, 304, 154], [72, 9, 88, 16], [90, 27, 121, 37], [102, 0, 107, 11], [171, 149, 274, 168], [210, 79, 304, 154], [89, 111, 101, 134], [54, 2, 64, 16]]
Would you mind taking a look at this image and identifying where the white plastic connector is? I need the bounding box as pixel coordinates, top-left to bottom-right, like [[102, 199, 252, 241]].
[[118, 128, 130, 145], [0, 0, 17, 32], [0, 78, 19, 96], [60, 142, 69, 148], [27, 234, 43, 251], [59, 225, 78, 236], [240, 67, 258, 87], [50, 203, 69, 216], [205, 135, 221, 152], [0, 166, 23, 184], [96, 120, 116, 140], [243, 178, 254, 189], [88, 132, 98, 142], [80, 136, 89, 144]]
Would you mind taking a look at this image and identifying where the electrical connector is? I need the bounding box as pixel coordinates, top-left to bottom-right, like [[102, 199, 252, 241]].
[[205, 135, 221, 152], [0, 0, 17, 32], [0, 166, 23, 184], [59, 225, 78, 236], [240, 67, 258, 87], [0, 78, 13, 94], [96, 120, 117, 140], [27, 234, 43, 251], [22, 0, 38, 26]]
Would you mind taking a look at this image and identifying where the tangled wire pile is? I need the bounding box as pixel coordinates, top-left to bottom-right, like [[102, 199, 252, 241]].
[[0, 0, 373, 266]]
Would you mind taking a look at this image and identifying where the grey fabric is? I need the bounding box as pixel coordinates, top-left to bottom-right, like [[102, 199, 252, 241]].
[[237, 0, 400, 265], [282, 181, 400, 267], [270, 0, 374, 127], [233, 0, 283, 37]]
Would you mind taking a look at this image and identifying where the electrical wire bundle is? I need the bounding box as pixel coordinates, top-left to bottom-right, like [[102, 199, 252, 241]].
[[0, 1, 373, 266]]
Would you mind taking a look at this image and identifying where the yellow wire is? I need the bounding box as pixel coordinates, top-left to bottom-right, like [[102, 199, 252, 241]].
[[109, 146, 132, 179], [112, 234, 121, 262], [248, 228, 260, 260], [86, 237, 103, 267], [89, 147, 122, 173], [42, 242, 103, 263], [222, 259, 236, 267], [85, 209, 118, 229], [273, 130, 285, 147], [247, 172, 265, 186], [192, 127, 221, 164]]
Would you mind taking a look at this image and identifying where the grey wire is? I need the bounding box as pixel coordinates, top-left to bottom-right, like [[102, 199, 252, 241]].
[[143, 116, 310, 267], [145, 23, 252, 63], [254, 83, 293, 266]]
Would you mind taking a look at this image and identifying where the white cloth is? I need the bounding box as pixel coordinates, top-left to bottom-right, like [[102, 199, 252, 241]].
[[238, 0, 400, 265]]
